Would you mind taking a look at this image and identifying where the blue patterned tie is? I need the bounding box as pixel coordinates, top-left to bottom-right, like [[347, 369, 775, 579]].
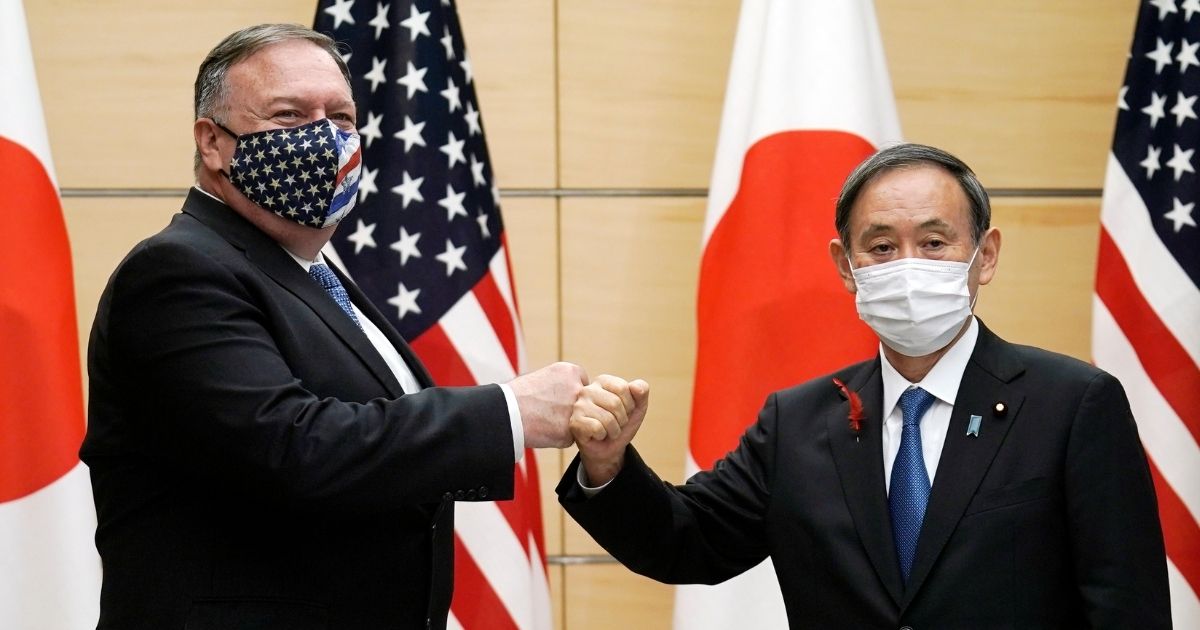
[[890, 386, 936, 583], [309, 263, 361, 329]]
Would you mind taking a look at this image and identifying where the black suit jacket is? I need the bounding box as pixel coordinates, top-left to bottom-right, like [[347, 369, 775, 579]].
[[559, 323, 1171, 629], [83, 190, 515, 629]]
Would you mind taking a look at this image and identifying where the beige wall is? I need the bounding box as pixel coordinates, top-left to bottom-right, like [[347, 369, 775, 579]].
[[27, 0, 1135, 627]]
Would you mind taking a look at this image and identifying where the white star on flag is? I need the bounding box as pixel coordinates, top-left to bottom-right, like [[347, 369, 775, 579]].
[[397, 61, 428, 98], [364, 57, 388, 92], [346, 219, 378, 254], [1166, 142, 1195, 180], [1141, 144, 1163, 179], [440, 77, 462, 112], [394, 116, 426, 151], [1172, 91, 1198, 125], [1151, 0, 1179, 21], [368, 2, 390, 39], [358, 111, 384, 147], [1164, 196, 1198, 232], [1144, 91, 1169, 126], [400, 4, 431, 40], [439, 131, 466, 167], [358, 166, 379, 202], [391, 170, 424, 207], [434, 238, 468, 276], [387, 282, 421, 319], [1147, 37, 1176, 73], [390, 226, 422, 265], [323, 0, 356, 29], [437, 184, 467, 221]]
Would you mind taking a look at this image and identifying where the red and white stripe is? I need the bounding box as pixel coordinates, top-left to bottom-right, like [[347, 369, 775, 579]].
[[1094, 155, 1200, 627], [0, 0, 102, 626], [678, 1, 900, 628], [406, 242, 551, 630]]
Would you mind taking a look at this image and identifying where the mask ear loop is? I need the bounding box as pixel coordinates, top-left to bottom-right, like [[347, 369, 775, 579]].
[[208, 119, 240, 182], [967, 244, 982, 310]]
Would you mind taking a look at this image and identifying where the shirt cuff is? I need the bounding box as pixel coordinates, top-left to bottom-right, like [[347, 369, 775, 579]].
[[576, 463, 613, 497], [498, 383, 524, 463]]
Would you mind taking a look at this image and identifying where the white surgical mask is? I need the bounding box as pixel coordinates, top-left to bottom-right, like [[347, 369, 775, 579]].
[[849, 249, 979, 357]]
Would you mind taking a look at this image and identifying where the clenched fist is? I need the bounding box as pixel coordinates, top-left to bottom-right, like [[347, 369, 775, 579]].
[[508, 362, 589, 448], [570, 374, 650, 485]]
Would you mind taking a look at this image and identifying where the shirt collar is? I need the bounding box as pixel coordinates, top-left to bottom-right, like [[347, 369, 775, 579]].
[[880, 316, 980, 419], [283, 248, 325, 272]]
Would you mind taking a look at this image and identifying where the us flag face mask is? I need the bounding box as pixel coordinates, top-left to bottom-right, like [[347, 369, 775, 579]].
[[216, 118, 362, 229]]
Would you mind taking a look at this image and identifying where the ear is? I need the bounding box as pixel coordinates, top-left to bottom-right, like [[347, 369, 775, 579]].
[[194, 118, 227, 173], [975, 227, 1001, 286], [829, 238, 857, 293]]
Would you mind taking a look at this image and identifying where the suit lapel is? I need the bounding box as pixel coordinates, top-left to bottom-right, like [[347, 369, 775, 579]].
[[900, 323, 1027, 608], [828, 357, 905, 606], [182, 190, 407, 398], [337, 267, 437, 389]]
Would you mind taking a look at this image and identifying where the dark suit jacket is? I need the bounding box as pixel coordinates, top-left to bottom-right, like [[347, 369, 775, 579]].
[[559, 323, 1171, 629], [82, 190, 515, 630]]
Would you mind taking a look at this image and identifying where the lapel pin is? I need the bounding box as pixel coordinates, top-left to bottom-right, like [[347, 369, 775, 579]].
[[967, 414, 982, 438], [993, 401, 1007, 418]]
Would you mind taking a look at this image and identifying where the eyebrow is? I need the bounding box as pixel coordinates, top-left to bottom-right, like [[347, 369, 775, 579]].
[[262, 96, 356, 111], [856, 217, 957, 241]]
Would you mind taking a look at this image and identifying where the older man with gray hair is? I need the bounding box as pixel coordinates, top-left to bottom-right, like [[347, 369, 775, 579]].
[[560, 143, 1171, 629], [83, 23, 585, 630]]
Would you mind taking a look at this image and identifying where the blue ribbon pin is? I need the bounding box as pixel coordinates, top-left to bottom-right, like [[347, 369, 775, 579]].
[[967, 414, 982, 438]]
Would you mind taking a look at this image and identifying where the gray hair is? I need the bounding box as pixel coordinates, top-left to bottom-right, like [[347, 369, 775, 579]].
[[192, 24, 352, 171], [834, 143, 991, 246]]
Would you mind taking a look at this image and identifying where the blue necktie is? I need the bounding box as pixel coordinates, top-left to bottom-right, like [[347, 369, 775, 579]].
[[309, 263, 361, 329], [890, 386, 936, 583]]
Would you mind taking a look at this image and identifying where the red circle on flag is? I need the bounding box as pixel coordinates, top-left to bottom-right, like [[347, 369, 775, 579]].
[[0, 136, 86, 502]]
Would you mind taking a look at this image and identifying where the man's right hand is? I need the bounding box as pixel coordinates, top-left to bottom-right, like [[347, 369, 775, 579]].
[[508, 362, 589, 449], [570, 375, 650, 486]]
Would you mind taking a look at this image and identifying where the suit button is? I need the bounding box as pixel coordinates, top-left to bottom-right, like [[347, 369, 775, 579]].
[[455, 490, 466, 500], [466, 489, 477, 500], [900, 626, 914, 630], [442, 492, 453, 501], [479, 486, 489, 499]]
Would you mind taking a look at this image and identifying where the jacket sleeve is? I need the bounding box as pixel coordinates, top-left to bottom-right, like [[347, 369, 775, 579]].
[[1063, 371, 1171, 628], [89, 237, 515, 511], [557, 392, 782, 585]]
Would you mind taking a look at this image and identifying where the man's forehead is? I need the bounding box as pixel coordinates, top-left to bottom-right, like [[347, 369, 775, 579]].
[[223, 42, 352, 107], [848, 167, 972, 230]]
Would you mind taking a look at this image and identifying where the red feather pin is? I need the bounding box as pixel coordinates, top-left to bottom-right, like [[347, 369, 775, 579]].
[[832, 378, 865, 441]]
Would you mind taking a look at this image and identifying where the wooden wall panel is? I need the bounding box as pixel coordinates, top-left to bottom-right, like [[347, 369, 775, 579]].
[[563, 564, 673, 630], [501, 197, 568, 557], [557, 0, 738, 188], [26, 0, 555, 189], [558, 198, 703, 554], [26, 1, 312, 189], [558, 0, 1134, 190], [458, 0, 558, 187], [878, 0, 1134, 189], [975, 198, 1101, 362]]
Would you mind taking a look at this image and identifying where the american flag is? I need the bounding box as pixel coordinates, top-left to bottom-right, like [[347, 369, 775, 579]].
[[1095, 0, 1200, 625], [313, 2, 552, 629]]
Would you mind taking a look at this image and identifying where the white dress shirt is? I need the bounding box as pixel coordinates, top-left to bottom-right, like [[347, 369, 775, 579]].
[[879, 316, 979, 494]]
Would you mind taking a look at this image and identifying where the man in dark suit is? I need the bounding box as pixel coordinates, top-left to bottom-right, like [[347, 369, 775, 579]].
[[559, 143, 1171, 628], [82, 24, 585, 630]]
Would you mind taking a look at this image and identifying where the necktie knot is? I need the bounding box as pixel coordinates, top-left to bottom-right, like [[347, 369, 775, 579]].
[[898, 386, 935, 427], [309, 263, 361, 329]]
